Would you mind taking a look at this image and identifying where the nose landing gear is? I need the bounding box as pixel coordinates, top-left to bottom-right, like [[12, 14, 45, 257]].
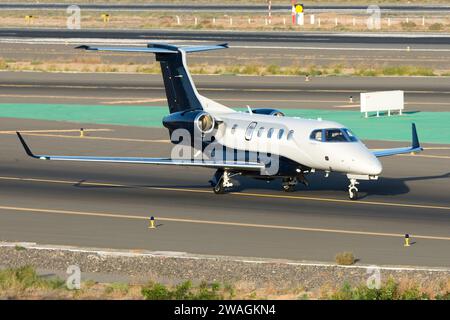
[[348, 178, 359, 200], [210, 169, 235, 194]]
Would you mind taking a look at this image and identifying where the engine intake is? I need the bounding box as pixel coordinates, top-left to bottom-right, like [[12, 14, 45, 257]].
[[251, 108, 285, 117], [195, 112, 215, 134], [163, 110, 216, 144]]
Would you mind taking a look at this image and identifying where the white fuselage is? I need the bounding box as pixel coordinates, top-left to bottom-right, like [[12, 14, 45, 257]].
[[201, 97, 382, 176]]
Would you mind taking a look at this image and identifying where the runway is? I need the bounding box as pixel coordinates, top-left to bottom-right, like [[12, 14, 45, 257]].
[[2, 3, 450, 13], [1, 72, 449, 111], [1, 28, 450, 45], [0, 116, 449, 267]]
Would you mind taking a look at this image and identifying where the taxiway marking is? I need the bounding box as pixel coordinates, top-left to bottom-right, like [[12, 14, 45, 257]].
[[0, 204, 449, 241], [0, 176, 449, 212], [398, 154, 450, 160], [1, 132, 169, 143], [0, 128, 112, 134]]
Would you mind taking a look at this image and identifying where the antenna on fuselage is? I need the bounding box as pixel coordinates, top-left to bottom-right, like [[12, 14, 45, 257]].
[[247, 105, 253, 114]]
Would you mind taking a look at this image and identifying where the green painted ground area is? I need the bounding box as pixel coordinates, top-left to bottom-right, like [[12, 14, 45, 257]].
[[0, 103, 449, 144]]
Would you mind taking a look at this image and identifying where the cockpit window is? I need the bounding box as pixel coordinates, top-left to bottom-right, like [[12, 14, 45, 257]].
[[325, 129, 347, 142], [310, 128, 358, 143], [310, 129, 323, 141], [342, 128, 358, 142]]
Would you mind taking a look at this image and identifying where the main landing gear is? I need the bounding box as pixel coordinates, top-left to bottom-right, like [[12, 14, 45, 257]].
[[210, 169, 235, 194], [281, 174, 309, 192], [282, 177, 297, 192], [348, 178, 359, 200]]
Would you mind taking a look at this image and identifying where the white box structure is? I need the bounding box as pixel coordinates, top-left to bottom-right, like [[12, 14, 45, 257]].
[[360, 90, 404, 118]]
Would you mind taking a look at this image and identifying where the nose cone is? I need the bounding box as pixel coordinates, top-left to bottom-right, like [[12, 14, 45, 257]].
[[366, 156, 382, 175]]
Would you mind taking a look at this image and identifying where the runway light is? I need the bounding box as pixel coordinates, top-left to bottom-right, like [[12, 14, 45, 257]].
[[149, 216, 156, 229], [80, 128, 84, 138], [404, 233, 411, 247]]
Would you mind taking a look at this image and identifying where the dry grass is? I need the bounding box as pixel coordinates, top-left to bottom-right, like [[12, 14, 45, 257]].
[[0, 10, 448, 32], [0, 58, 446, 77], [335, 252, 356, 265], [1, 266, 449, 300]]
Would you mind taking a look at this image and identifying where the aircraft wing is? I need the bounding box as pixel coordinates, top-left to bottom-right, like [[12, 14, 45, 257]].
[[372, 123, 423, 157], [16, 132, 264, 171]]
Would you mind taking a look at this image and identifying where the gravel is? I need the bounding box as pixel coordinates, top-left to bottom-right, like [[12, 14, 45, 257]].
[[1, 242, 449, 291]]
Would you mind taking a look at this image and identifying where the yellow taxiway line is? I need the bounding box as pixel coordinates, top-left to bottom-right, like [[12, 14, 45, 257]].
[[1, 132, 169, 143], [0, 128, 112, 134], [0, 175, 449, 212], [0, 204, 449, 241], [397, 154, 450, 160]]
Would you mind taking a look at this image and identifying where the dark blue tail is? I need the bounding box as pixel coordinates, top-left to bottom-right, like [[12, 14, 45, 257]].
[[76, 43, 228, 114]]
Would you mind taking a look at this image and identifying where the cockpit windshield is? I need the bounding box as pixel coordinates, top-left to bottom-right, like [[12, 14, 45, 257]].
[[310, 128, 358, 142]]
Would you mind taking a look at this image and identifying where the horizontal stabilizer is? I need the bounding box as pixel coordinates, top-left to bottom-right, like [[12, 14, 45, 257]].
[[372, 123, 423, 158], [75, 43, 228, 54]]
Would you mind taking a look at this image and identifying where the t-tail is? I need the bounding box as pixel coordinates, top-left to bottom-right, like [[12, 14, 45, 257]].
[[76, 43, 228, 114]]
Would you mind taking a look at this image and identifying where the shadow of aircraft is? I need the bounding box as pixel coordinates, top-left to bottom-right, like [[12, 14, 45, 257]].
[[72, 171, 450, 199]]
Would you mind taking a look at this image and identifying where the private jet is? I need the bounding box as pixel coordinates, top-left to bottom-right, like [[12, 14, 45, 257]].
[[17, 43, 422, 200]]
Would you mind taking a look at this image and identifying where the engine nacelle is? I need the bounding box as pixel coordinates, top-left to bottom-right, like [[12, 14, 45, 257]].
[[251, 108, 285, 117], [163, 110, 216, 143], [195, 112, 215, 134]]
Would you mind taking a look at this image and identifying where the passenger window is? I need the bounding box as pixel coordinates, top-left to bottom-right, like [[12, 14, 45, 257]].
[[231, 124, 238, 134], [245, 122, 257, 141], [310, 129, 322, 142], [257, 127, 265, 137], [267, 128, 274, 138], [325, 129, 347, 142], [278, 129, 284, 139], [287, 130, 294, 140]]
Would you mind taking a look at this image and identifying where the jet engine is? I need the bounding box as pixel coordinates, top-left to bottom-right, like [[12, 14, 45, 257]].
[[251, 108, 285, 117], [162, 110, 216, 144]]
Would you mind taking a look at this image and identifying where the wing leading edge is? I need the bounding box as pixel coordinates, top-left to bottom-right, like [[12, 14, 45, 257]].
[[16, 132, 264, 171], [372, 123, 423, 158]]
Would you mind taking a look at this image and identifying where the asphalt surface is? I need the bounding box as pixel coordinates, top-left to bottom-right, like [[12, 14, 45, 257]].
[[1, 28, 450, 45], [1, 72, 449, 111], [2, 3, 450, 13], [0, 117, 449, 267], [0, 70, 449, 267]]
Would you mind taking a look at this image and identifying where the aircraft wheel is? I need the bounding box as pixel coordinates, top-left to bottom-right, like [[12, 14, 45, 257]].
[[349, 187, 358, 200], [282, 184, 296, 192], [213, 178, 225, 194]]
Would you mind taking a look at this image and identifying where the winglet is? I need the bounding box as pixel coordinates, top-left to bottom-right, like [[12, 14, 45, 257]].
[[16, 132, 38, 158], [411, 123, 421, 150]]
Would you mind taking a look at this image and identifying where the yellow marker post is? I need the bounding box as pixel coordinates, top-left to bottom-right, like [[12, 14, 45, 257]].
[[80, 128, 84, 138], [148, 216, 156, 229], [404, 234, 410, 247], [25, 15, 34, 25], [101, 13, 110, 24]]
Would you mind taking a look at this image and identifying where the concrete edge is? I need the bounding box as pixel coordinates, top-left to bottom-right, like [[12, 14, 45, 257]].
[[3, 241, 450, 273]]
